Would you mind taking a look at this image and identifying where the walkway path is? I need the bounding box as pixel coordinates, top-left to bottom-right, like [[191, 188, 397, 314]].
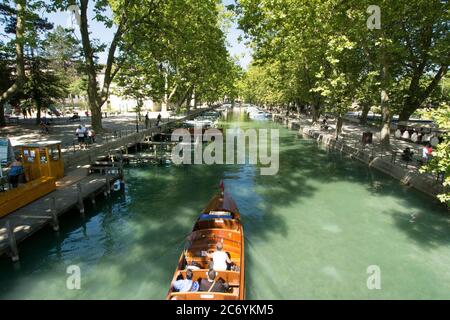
[[284, 115, 432, 173]]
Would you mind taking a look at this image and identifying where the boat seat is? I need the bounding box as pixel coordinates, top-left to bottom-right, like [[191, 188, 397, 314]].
[[177, 269, 240, 287]]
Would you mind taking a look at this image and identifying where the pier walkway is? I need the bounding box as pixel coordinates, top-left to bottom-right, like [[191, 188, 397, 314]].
[[0, 167, 120, 261]]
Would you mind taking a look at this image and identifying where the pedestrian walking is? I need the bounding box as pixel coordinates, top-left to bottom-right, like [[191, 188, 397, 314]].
[[88, 128, 96, 144], [76, 125, 86, 149], [156, 113, 162, 127], [145, 113, 150, 129]]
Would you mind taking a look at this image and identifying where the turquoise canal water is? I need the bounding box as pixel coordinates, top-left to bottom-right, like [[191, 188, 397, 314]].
[[1, 110, 450, 299]]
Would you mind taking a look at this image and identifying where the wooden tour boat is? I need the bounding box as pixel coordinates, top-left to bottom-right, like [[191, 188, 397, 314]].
[[166, 183, 245, 300]]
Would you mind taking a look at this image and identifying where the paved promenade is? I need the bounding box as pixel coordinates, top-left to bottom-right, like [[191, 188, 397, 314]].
[[1, 112, 172, 150], [281, 114, 433, 173]]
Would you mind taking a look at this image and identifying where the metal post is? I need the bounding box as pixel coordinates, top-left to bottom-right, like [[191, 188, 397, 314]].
[[50, 197, 59, 232], [77, 183, 85, 215], [105, 176, 111, 196], [5, 221, 19, 262]]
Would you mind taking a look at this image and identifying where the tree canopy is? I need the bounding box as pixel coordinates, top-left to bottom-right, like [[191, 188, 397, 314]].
[[236, 0, 449, 144]]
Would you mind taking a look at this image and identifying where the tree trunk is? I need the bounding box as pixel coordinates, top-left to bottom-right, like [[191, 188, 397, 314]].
[[399, 65, 448, 122], [193, 88, 198, 110], [311, 105, 320, 123], [360, 103, 370, 125], [0, 104, 5, 127], [380, 90, 391, 147], [36, 101, 41, 125], [90, 103, 103, 131], [380, 54, 391, 147], [185, 87, 194, 112], [398, 105, 416, 122], [80, 0, 102, 132], [335, 116, 344, 140], [0, 0, 26, 106]]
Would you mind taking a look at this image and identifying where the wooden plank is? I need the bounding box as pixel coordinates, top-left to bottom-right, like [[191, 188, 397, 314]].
[[0, 173, 119, 259]]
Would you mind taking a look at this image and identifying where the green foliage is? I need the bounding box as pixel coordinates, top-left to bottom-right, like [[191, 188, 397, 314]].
[[116, 0, 239, 108], [420, 104, 450, 205], [236, 0, 449, 129]]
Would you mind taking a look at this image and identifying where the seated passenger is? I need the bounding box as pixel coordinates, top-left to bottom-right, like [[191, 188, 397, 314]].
[[199, 269, 229, 293], [172, 269, 199, 293], [207, 242, 232, 271], [401, 147, 414, 162]]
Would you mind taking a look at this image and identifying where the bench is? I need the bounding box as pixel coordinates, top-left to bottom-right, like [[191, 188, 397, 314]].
[[5, 116, 19, 124]]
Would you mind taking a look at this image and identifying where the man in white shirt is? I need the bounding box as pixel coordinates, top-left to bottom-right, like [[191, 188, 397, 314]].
[[207, 242, 232, 271], [76, 125, 87, 149]]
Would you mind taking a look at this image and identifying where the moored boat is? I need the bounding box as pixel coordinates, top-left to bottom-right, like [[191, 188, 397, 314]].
[[166, 183, 245, 300]]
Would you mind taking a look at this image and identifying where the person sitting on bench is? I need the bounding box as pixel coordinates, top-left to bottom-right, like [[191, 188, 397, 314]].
[[321, 116, 330, 130], [172, 269, 199, 293], [401, 147, 414, 162], [199, 269, 229, 293]]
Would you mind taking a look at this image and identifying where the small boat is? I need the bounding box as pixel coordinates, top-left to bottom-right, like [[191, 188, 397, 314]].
[[249, 110, 270, 120], [166, 183, 245, 300]]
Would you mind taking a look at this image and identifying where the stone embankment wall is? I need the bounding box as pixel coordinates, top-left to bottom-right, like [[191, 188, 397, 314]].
[[301, 127, 444, 200]]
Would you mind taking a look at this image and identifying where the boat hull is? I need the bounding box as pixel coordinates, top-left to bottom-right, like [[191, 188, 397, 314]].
[[166, 191, 245, 300]]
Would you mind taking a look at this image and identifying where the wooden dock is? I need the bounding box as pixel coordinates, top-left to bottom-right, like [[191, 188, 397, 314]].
[[0, 171, 120, 262], [0, 107, 220, 262]]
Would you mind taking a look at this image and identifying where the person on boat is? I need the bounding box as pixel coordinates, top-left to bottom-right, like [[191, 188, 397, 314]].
[[199, 269, 229, 293], [8, 157, 24, 188], [172, 269, 199, 293], [207, 242, 232, 271]]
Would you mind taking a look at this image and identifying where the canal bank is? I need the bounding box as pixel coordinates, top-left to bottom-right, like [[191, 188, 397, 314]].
[[270, 112, 446, 205], [0, 109, 449, 299], [0, 108, 215, 262]]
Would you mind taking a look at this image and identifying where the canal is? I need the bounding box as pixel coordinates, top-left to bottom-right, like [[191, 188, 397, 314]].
[[1, 109, 449, 299]]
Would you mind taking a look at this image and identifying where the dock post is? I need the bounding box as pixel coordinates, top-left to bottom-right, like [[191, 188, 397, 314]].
[[50, 197, 59, 232], [105, 175, 111, 196], [77, 183, 85, 216], [5, 221, 19, 262]]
